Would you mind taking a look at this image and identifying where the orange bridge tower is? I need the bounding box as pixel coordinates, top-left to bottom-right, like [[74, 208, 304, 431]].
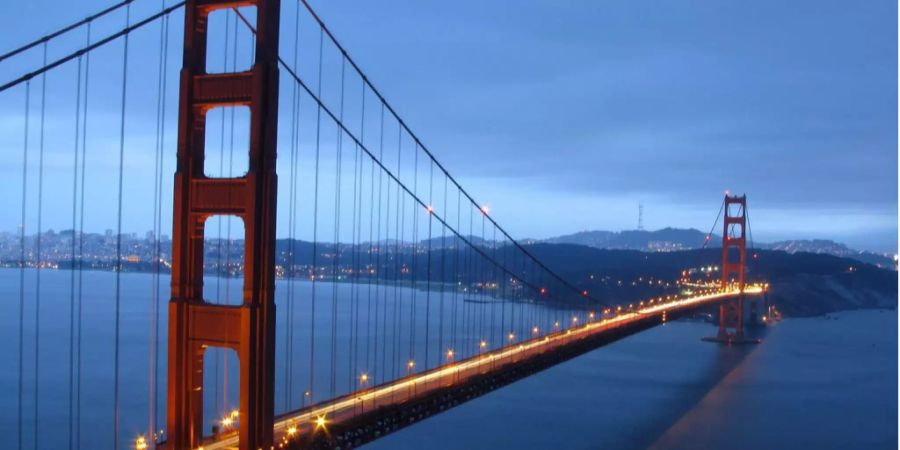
[[166, 0, 281, 449], [705, 194, 760, 344]]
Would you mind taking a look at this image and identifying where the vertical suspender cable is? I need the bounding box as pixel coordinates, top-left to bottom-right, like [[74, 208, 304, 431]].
[[69, 51, 83, 450], [286, 0, 303, 411], [746, 203, 755, 252], [479, 207, 487, 351], [284, 2, 299, 410], [452, 189, 460, 358], [154, 13, 169, 444], [346, 145, 356, 392], [491, 227, 502, 345], [308, 27, 324, 406], [466, 205, 473, 353], [331, 56, 347, 404], [438, 173, 447, 366], [375, 105, 386, 385], [355, 86, 366, 391], [18, 79, 31, 450], [364, 103, 375, 382], [350, 82, 366, 392], [371, 104, 384, 384], [382, 146, 391, 382], [288, 29, 301, 405], [76, 23, 92, 450], [151, 15, 167, 443], [493, 229, 499, 348], [409, 145, 418, 367], [113, 5, 132, 449], [393, 125, 403, 384], [702, 198, 725, 249], [150, 3, 170, 445], [424, 161, 433, 370], [34, 42, 48, 450]]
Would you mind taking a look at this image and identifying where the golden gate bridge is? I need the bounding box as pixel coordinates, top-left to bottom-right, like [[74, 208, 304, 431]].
[[0, 1, 768, 449]]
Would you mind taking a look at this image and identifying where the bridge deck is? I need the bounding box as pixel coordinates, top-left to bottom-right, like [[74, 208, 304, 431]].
[[202, 286, 764, 449]]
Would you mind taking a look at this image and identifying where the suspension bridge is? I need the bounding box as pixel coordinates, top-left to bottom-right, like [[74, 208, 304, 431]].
[[0, 1, 768, 449]]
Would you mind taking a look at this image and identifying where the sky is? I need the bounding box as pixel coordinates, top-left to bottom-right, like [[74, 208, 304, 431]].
[[0, 0, 897, 252]]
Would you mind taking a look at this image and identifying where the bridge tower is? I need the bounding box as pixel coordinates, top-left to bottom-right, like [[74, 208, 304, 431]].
[[713, 194, 754, 343], [166, 1, 280, 449]]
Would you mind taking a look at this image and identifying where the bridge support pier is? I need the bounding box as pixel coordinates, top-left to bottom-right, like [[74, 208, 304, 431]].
[[166, 0, 280, 449]]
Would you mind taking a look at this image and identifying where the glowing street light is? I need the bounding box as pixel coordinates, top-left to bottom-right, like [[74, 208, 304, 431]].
[[446, 349, 455, 360], [479, 340, 488, 350], [134, 436, 148, 450], [359, 372, 369, 385], [508, 332, 515, 342], [532, 326, 539, 335], [314, 414, 328, 430]]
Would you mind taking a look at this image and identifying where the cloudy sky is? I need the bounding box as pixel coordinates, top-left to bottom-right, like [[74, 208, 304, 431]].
[[308, 0, 898, 251], [0, 0, 896, 252]]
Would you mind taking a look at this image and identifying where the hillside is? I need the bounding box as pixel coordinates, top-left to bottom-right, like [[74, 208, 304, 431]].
[[541, 228, 895, 268], [524, 243, 897, 317]]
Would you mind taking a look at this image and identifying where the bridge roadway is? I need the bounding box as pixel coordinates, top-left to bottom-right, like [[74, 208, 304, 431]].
[[202, 285, 765, 450]]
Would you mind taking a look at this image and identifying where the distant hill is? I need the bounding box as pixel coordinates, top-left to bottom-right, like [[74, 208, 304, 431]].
[[758, 239, 894, 269], [265, 236, 897, 317], [523, 243, 897, 317], [544, 228, 717, 252], [542, 228, 896, 269]]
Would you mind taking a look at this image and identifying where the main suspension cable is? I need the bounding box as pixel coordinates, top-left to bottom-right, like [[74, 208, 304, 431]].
[[0, 0, 133, 63], [702, 197, 726, 249], [295, 0, 595, 304], [0, 2, 185, 94], [232, 9, 566, 308]]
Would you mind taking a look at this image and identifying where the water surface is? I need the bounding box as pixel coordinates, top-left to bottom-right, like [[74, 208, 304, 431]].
[[368, 310, 897, 450]]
